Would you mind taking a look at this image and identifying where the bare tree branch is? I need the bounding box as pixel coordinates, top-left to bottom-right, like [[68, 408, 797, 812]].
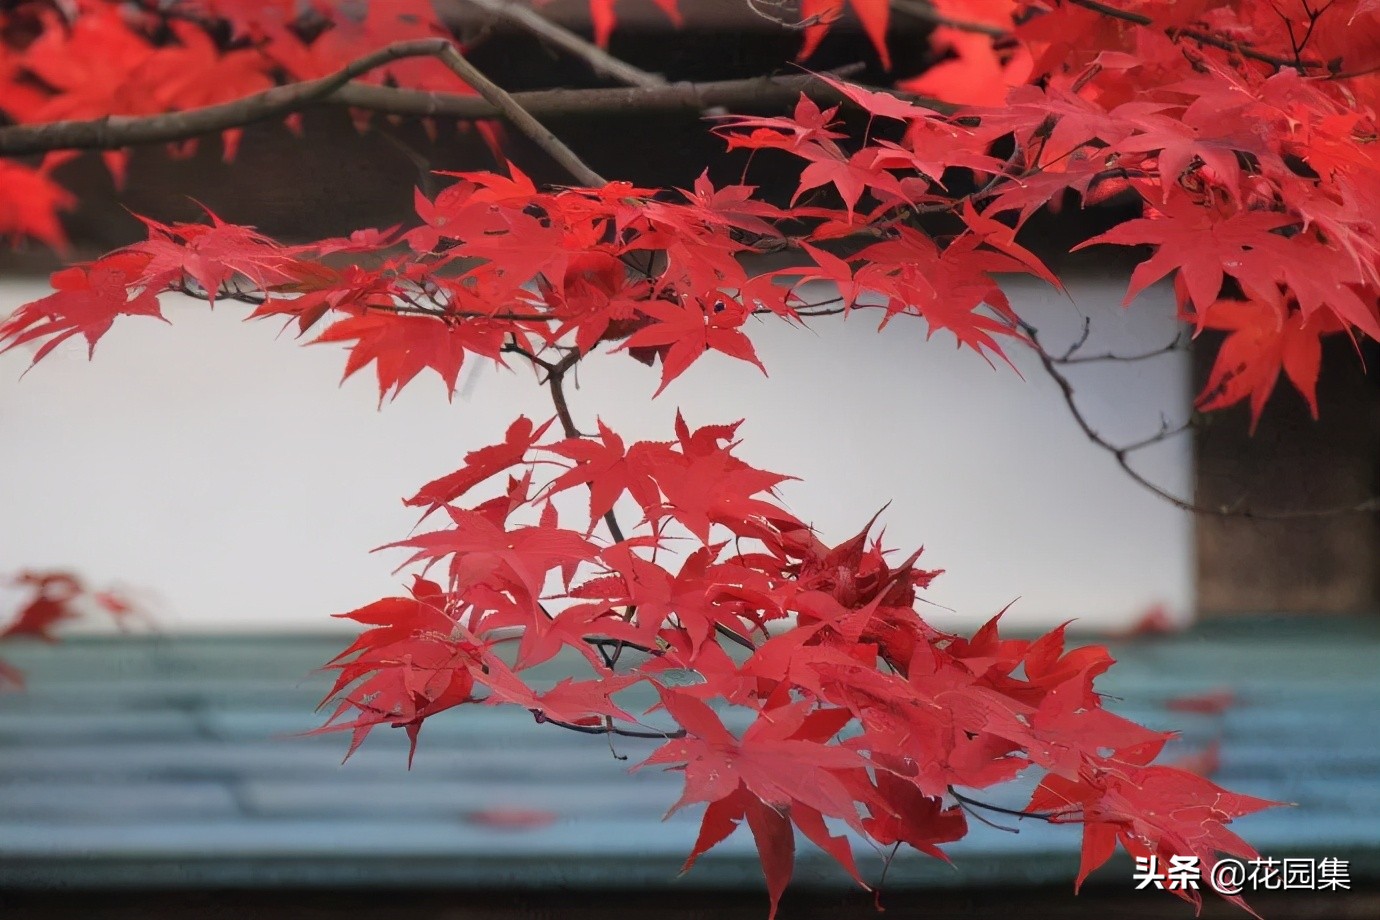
[[465, 0, 668, 88], [0, 38, 459, 157], [0, 36, 606, 184], [0, 63, 926, 160], [1022, 319, 1380, 519], [432, 43, 607, 185], [330, 65, 912, 117]]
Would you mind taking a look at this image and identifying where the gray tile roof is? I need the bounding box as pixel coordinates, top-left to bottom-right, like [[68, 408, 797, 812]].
[[1, 618, 1377, 892]]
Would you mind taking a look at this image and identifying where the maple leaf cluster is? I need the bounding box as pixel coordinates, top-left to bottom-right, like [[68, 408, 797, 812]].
[[12, 0, 1380, 914], [312, 410, 1278, 918], [0, 125, 1287, 903], [0, 570, 139, 688]]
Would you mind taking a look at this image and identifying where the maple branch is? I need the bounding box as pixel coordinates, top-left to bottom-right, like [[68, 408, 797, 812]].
[[501, 341, 557, 372], [0, 38, 460, 156], [947, 787, 1065, 822], [714, 624, 759, 652], [0, 71, 935, 158], [744, 0, 810, 29], [1022, 319, 1380, 519], [334, 68, 899, 116], [0, 36, 605, 185], [533, 711, 686, 739], [432, 44, 607, 186], [464, 0, 668, 88], [1053, 317, 1190, 364], [1064, 0, 1321, 71]]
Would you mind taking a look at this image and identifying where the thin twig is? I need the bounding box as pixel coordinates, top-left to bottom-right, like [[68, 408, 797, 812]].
[[433, 44, 607, 186], [1022, 319, 1380, 519], [715, 624, 759, 652], [465, 0, 667, 88], [534, 711, 685, 739], [948, 786, 1065, 822]]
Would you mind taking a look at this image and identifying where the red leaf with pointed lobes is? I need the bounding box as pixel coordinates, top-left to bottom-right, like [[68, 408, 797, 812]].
[[1029, 762, 1285, 911], [129, 209, 295, 298], [0, 254, 164, 366], [901, 26, 1032, 106], [592, 543, 761, 655], [583, 0, 682, 48], [862, 771, 967, 860], [675, 171, 788, 238], [797, 1, 891, 70], [616, 296, 766, 396], [0, 160, 74, 250], [1078, 192, 1296, 314], [406, 416, 554, 516], [792, 146, 896, 220], [959, 199, 1062, 290], [1, 571, 83, 641], [542, 419, 640, 526], [1020, 622, 1115, 706], [478, 655, 638, 724], [1193, 293, 1340, 431], [814, 73, 939, 123], [640, 691, 870, 918], [713, 95, 846, 155], [256, 259, 415, 336], [383, 507, 598, 606], [314, 313, 508, 405], [646, 435, 800, 544], [318, 578, 483, 763]]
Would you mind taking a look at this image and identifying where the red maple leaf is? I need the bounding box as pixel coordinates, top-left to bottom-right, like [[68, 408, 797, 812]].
[[314, 313, 508, 404], [385, 506, 597, 605], [797, 0, 892, 70], [0, 160, 74, 250], [1194, 294, 1340, 430], [641, 691, 868, 918], [1079, 192, 1296, 313], [0, 571, 84, 641], [617, 296, 766, 396], [129, 210, 294, 297], [0, 255, 164, 365], [582, 0, 682, 48], [862, 770, 967, 859], [542, 419, 653, 525], [406, 416, 554, 516], [1030, 762, 1282, 909]]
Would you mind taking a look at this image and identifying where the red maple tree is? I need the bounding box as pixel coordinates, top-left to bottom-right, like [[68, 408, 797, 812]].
[[5, 1, 1378, 915]]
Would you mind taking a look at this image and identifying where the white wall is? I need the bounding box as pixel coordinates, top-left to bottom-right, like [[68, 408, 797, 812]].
[[0, 270, 1193, 634]]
